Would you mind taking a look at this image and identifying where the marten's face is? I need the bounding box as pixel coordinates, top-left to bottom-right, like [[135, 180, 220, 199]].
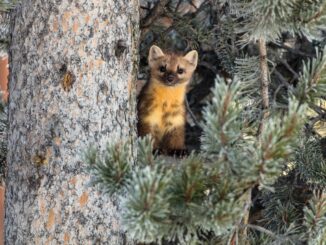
[[148, 46, 198, 86]]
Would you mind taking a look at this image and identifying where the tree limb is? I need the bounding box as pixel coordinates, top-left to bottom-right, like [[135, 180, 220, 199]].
[[258, 38, 270, 135]]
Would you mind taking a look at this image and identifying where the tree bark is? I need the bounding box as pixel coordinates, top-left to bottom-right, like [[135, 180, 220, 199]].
[[5, 0, 138, 244]]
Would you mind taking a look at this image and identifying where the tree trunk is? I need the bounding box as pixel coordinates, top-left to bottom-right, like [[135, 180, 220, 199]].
[[5, 1, 138, 244]]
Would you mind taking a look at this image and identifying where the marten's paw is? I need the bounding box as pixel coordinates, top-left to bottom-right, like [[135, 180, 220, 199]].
[[167, 149, 189, 158], [152, 149, 189, 158]]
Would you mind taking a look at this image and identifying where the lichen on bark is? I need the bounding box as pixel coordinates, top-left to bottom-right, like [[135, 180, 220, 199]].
[[5, 0, 139, 243]]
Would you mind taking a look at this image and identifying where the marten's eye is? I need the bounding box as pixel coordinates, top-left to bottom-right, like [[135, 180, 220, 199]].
[[177, 68, 184, 74], [159, 66, 166, 73]]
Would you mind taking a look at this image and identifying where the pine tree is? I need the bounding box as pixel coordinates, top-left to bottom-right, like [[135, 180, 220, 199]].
[[83, 0, 325, 244]]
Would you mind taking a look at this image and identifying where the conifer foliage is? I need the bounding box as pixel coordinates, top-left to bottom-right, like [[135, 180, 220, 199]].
[[87, 0, 326, 244]]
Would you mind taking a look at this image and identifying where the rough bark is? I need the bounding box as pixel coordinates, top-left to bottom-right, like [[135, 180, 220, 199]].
[[5, 0, 138, 244]]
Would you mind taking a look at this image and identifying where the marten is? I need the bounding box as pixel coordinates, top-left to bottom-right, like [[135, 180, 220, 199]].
[[137, 45, 198, 154]]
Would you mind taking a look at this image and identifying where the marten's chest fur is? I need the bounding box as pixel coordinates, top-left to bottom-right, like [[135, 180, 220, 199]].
[[137, 81, 186, 147]]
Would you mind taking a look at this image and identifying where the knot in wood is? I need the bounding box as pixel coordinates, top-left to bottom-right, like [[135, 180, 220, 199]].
[[61, 71, 75, 92], [115, 39, 127, 57]]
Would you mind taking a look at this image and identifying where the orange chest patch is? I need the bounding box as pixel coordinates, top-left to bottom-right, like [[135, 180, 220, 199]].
[[143, 84, 186, 136]]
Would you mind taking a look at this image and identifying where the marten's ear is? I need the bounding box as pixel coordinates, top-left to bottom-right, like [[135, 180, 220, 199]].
[[184, 50, 198, 68], [149, 45, 165, 63]]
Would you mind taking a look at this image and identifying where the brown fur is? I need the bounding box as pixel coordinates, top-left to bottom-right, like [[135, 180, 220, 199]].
[[137, 45, 198, 152]]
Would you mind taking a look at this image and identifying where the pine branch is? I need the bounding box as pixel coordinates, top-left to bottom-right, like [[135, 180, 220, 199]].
[[302, 191, 326, 244], [295, 136, 326, 186], [85, 142, 133, 196], [293, 47, 326, 106], [201, 77, 243, 157], [121, 165, 172, 243], [293, 0, 326, 40]]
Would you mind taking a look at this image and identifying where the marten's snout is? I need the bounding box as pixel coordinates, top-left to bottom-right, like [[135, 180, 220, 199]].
[[164, 73, 177, 86], [167, 74, 175, 82]]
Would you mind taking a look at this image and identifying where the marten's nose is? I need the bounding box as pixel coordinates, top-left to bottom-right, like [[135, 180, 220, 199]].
[[167, 74, 175, 82]]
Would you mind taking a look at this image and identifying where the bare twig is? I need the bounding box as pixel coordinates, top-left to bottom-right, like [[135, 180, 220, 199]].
[[278, 59, 299, 80], [186, 98, 200, 126], [246, 224, 277, 238], [199, 61, 219, 74], [272, 42, 313, 57], [273, 84, 288, 105], [273, 69, 291, 87], [258, 38, 270, 135], [140, 5, 151, 11]]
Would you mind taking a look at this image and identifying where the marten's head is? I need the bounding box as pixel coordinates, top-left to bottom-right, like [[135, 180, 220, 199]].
[[148, 45, 198, 86]]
